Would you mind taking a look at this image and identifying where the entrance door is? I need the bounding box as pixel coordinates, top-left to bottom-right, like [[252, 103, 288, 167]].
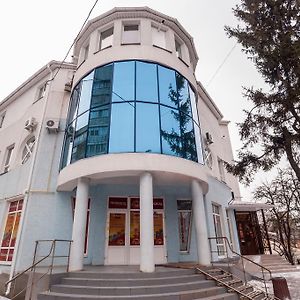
[[105, 197, 166, 265]]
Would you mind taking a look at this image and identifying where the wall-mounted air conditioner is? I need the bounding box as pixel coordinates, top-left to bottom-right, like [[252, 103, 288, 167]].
[[45, 119, 60, 133], [24, 117, 37, 131]]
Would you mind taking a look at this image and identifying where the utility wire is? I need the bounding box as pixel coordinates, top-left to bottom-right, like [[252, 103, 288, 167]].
[[47, 0, 99, 83], [206, 41, 238, 88]]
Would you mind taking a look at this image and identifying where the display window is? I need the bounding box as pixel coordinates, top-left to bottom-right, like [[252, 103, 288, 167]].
[[0, 199, 23, 262]]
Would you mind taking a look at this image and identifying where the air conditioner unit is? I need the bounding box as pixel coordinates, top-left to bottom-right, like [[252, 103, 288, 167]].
[[46, 119, 60, 133], [205, 132, 214, 144], [64, 81, 72, 92], [24, 117, 37, 131]]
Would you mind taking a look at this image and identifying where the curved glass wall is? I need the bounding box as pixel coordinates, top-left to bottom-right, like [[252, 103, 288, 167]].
[[61, 60, 203, 168]]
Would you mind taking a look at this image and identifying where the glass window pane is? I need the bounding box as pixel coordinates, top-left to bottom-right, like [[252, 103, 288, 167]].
[[189, 85, 199, 125], [181, 116, 197, 161], [100, 27, 113, 50], [78, 71, 94, 115], [109, 103, 134, 153], [136, 103, 160, 153], [91, 64, 113, 108], [67, 83, 81, 124], [112, 61, 135, 102], [136, 62, 158, 102], [86, 105, 110, 157], [176, 73, 192, 117], [193, 122, 204, 164], [71, 130, 87, 162], [158, 66, 177, 108], [160, 106, 181, 156]]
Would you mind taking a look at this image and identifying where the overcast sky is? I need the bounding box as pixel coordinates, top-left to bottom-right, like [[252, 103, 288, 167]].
[[0, 0, 272, 200]]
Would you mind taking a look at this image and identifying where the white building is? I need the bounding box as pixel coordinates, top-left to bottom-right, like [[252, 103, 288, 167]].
[[0, 7, 244, 285]]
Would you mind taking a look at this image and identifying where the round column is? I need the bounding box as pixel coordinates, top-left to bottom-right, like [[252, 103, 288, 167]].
[[191, 179, 210, 266], [69, 177, 89, 271], [140, 172, 155, 273]]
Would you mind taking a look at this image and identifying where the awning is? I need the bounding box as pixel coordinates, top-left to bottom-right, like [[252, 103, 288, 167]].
[[229, 201, 273, 212]]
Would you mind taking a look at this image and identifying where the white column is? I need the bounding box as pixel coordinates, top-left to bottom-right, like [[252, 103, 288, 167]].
[[191, 179, 210, 266], [69, 177, 89, 271], [139, 172, 155, 273]]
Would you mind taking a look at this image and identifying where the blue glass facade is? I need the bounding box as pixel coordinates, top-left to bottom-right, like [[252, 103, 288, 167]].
[[61, 60, 203, 167]]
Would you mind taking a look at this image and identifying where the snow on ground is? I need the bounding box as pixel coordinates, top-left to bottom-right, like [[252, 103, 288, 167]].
[[249, 269, 300, 299]]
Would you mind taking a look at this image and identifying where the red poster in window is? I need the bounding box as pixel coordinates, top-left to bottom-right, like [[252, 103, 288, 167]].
[[0, 249, 8, 261], [108, 213, 126, 246], [130, 211, 140, 245], [153, 212, 164, 245], [9, 201, 18, 212], [1, 214, 15, 247], [108, 197, 127, 209], [10, 212, 21, 247]]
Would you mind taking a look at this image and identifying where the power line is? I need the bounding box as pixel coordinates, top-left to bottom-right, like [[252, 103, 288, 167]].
[[47, 0, 99, 83], [206, 41, 238, 88]]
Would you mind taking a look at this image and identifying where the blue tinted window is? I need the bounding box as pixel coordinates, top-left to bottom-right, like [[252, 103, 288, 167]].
[[160, 106, 181, 156], [109, 102, 135, 153], [176, 74, 192, 117], [78, 71, 94, 115], [68, 83, 81, 123], [136, 103, 160, 153], [112, 61, 135, 102], [86, 105, 110, 157], [136, 62, 158, 102], [72, 130, 87, 162], [91, 64, 113, 108], [158, 66, 177, 108], [181, 116, 197, 161]]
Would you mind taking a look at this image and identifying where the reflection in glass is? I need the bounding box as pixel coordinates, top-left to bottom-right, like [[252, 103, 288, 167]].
[[77, 71, 94, 115], [177, 74, 192, 117], [160, 106, 181, 156], [109, 103, 134, 153], [112, 61, 135, 102], [91, 64, 113, 108], [62, 60, 203, 167], [136, 62, 158, 102], [136, 103, 160, 153], [158, 66, 177, 108], [86, 105, 110, 157]]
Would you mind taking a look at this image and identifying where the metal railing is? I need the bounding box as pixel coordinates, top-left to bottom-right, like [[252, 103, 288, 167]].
[[5, 239, 72, 300], [208, 236, 272, 297]]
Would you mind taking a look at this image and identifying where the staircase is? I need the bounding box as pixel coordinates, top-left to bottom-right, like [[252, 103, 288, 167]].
[[246, 254, 297, 274], [38, 267, 239, 300], [198, 267, 274, 300]]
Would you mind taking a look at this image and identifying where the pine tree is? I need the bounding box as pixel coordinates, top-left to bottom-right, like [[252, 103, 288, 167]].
[[225, 0, 300, 184]]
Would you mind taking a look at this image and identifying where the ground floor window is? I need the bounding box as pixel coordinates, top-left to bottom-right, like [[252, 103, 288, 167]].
[[177, 200, 192, 252], [212, 203, 225, 256], [0, 199, 23, 262]]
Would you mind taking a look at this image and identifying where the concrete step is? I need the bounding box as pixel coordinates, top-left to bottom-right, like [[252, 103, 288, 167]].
[[38, 286, 228, 299], [62, 274, 205, 286], [196, 292, 238, 300], [50, 280, 215, 296], [68, 268, 195, 279]]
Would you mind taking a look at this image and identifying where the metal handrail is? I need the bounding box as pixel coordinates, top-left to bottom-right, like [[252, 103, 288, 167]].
[[5, 239, 72, 299], [195, 267, 253, 300], [208, 236, 272, 279], [208, 236, 272, 297]]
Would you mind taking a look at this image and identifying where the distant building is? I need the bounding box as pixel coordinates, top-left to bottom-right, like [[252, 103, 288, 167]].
[[0, 7, 246, 280]]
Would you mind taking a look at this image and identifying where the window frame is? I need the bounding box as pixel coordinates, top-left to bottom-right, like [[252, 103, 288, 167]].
[[0, 111, 6, 128], [175, 37, 183, 59], [121, 22, 140, 45], [3, 144, 14, 173], [99, 26, 114, 51], [0, 198, 23, 264], [21, 136, 36, 164], [151, 23, 167, 50]]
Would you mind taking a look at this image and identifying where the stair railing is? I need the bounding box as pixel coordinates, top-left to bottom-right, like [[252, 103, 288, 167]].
[[5, 239, 72, 300], [208, 236, 272, 297]]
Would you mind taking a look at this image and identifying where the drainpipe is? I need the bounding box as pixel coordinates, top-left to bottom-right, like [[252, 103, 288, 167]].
[[5, 64, 54, 296]]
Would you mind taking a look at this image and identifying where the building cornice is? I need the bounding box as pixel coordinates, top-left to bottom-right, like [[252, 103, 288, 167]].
[[74, 7, 199, 69], [0, 61, 76, 110]]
